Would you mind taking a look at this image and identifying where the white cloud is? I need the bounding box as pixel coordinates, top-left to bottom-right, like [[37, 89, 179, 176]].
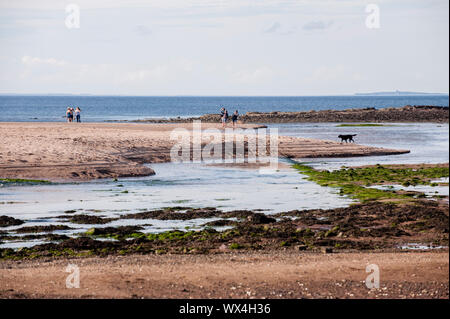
[[263, 22, 281, 33], [134, 25, 152, 36], [302, 20, 333, 31], [311, 65, 345, 82], [262, 21, 296, 35], [233, 66, 273, 84], [21, 56, 67, 67], [0, 1, 447, 95], [0, 0, 417, 10], [17, 55, 196, 86], [121, 65, 169, 83]]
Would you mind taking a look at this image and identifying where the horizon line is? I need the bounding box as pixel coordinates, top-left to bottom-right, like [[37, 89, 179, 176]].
[[0, 92, 448, 97]]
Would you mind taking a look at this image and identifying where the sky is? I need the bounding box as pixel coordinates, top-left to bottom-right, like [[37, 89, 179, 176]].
[[0, 0, 448, 95]]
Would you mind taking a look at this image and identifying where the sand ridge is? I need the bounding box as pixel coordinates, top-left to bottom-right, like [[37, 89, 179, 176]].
[[0, 122, 409, 181]]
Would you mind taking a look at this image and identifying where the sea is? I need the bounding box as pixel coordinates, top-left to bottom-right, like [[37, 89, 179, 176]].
[[0, 95, 448, 122]]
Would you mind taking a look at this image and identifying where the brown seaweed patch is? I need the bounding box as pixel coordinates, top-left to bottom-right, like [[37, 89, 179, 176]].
[[85, 226, 144, 237], [121, 208, 222, 220], [14, 225, 73, 233], [0, 233, 70, 241], [201, 219, 238, 227], [65, 215, 118, 224], [0, 216, 24, 227]]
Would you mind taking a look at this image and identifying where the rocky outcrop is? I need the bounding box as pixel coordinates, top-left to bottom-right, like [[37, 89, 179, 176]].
[[130, 106, 448, 123]]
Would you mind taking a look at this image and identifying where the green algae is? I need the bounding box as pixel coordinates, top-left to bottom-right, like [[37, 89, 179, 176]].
[[292, 163, 449, 202]]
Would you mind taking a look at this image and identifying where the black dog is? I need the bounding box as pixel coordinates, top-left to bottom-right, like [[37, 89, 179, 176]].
[[338, 134, 357, 143]]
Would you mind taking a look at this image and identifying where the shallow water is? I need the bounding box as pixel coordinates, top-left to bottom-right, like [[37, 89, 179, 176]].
[[368, 177, 449, 197], [274, 122, 449, 169], [0, 160, 355, 248], [0, 161, 353, 217]]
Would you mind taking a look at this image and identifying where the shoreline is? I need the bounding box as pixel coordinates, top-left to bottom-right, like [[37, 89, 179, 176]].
[[0, 122, 409, 182]]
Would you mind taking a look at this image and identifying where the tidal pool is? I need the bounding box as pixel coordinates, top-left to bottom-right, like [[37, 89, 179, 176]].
[[0, 160, 355, 248]]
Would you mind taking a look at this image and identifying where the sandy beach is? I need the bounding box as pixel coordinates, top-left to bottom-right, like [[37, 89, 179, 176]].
[[0, 250, 447, 299], [0, 122, 409, 181]]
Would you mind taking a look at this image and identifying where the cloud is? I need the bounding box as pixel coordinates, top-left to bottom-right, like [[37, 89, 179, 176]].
[[17, 55, 196, 87], [233, 66, 272, 84], [21, 56, 67, 66], [134, 25, 152, 36], [263, 22, 281, 33], [262, 22, 296, 35], [0, 0, 408, 11], [302, 20, 333, 31], [122, 65, 168, 83], [311, 65, 345, 82]]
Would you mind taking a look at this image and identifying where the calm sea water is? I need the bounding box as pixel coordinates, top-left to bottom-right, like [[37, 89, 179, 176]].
[[0, 95, 448, 122]]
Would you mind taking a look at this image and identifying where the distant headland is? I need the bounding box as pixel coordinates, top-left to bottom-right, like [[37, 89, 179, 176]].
[[355, 91, 448, 96]]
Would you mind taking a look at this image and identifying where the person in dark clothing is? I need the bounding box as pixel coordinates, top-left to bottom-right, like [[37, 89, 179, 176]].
[[231, 110, 239, 128], [66, 107, 73, 122], [221, 107, 228, 128], [75, 107, 81, 123]]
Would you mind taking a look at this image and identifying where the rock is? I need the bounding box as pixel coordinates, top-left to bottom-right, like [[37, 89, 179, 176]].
[[137, 105, 448, 124], [85, 227, 99, 236], [14, 224, 72, 233], [0, 215, 24, 227], [321, 247, 333, 254], [247, 213, 276, 224], [202, 219, 237, 227], [296, 245, 308, 251], [68, 215, 118, 224], [86, 226, 144, 236]]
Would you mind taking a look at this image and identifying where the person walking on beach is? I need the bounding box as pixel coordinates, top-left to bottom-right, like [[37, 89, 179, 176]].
[[75, 107, 81, 123], [220, 107, 224, 123], [221, 108, 229, 128], [66, 107, 73, 123], [231, 110, 239, 128]]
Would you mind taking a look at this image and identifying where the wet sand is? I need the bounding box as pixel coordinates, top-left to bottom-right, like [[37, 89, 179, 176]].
[[0, 122, 409, 181], [0, 250, 447, 299]]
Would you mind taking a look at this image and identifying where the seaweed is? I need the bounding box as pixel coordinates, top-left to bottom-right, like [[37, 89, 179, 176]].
[[292, 163, 449, 202]]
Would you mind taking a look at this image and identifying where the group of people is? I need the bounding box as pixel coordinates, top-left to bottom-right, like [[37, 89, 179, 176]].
[[66, 107, 81, 123], [220, 107, 239, 128], [65, 106, 237, 125]]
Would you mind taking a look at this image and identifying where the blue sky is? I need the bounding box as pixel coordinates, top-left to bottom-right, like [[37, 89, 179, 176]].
[[0, 0, 448, 95]]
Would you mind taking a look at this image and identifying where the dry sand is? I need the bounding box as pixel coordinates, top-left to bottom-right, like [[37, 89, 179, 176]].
[[0, 250, 447, 299], [0, 122, 409, 181]]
